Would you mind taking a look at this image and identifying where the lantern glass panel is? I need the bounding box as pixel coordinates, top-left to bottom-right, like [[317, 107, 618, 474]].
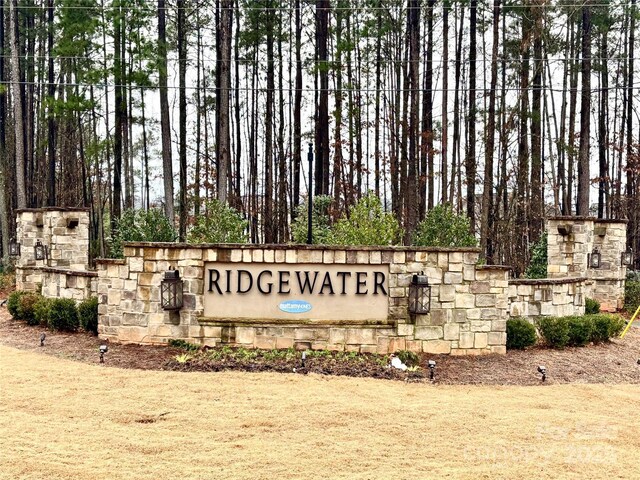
[[34, 241, 47, 261], [408, 281, 431, 315], [161, 278, 184, 310], [9, 241, 20, 256]]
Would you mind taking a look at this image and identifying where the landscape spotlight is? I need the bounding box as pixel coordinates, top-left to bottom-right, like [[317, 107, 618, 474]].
[[537, 365, 547, 382], [9, 238, 20, 257], [621, 247, 633, 266], [99, 344, 108, 363], [40, 333, 46, 347], [589, 248, 601, 269], [301, 351, 307, 368], [428, 360, 436, 380]]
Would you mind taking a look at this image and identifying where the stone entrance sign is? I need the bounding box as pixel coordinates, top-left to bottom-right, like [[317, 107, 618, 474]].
[[203, 262, 390, 322]]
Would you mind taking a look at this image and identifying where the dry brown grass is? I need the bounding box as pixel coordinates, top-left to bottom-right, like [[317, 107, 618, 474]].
[[1, 345, 639, 480]]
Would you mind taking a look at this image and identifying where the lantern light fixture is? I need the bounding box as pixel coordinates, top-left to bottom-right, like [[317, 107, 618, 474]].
[[408, 272, 431, 315], [161, 268, 184, 311], [621, 247, 633, 267], [34, 239, 48, 261], [589, 247, 601, 269], [9, 238, 20, 257]]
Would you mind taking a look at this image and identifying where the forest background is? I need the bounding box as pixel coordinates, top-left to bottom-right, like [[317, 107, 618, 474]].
[[0, 0, 638, 275]]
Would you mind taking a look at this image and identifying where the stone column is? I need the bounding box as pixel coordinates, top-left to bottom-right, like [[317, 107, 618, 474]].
[[546, 216, 595, 279], [589, 219, 628, 311]]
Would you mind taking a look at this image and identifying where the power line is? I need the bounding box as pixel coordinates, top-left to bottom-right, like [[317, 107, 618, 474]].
[[3, 79, 640, 92], [0, 2, 637, 11], [2, 54, 639, 63]]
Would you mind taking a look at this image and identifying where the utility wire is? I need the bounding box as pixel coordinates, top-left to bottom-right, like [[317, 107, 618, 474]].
[[2, 79, 640, 92]]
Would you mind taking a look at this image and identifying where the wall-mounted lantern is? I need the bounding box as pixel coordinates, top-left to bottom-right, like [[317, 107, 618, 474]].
[[621, 247, 633, 267], [34, 239, 48, 261], [588, 247, 601, 269], [408, 272, 431, 315], [161, 268, 183, 310], [9, 238, 20, 257]]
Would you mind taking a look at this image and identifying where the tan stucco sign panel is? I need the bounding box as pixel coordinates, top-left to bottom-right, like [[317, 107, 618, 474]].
[[203, 262, 390, 321]]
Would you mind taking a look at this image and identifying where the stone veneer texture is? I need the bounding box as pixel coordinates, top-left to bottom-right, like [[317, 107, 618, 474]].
[[96, 244, 510, 355], [546, 217, 627, 311], [15, 208, 90, 291]]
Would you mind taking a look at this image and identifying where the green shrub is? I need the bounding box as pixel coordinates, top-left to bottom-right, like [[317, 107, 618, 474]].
[[589, 314, 625, 343], [291, 195, 334, 245], [585, 297, 600, 315], [18, 292, 42, 326], [109, 208, 177, 258], [567, 316, 593, 347], [506, 318, 537, 349], [33, 297, 53, 327], [536, 317, 570, 348], [412, 204, 477, 247], [168, 339, 200, 352], [524, 232, 548, 279], [624, 281, 640, 314], [332, 192, 402, 246], [48, 298, 79, 332], [7, 291, 26, 319], [187, 199, 248, 244], [395, 350, 420, 367], [78, 297, 99, 335]]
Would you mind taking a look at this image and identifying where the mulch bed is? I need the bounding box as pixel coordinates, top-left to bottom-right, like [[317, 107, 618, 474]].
[[1, 307, 639, 385]]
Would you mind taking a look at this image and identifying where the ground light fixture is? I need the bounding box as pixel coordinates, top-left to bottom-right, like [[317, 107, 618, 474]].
[[99, 344, 108, 363], [409, 272, 431, 315], [40, 333, 46, 347], [301, 351, 307, 368], [160, 268, 184, 310], [588, 248, 601, 269], [621, 247, 633, 266], [537, 365, 547, 382], [428, 360, 436, 380], [9, 238, 20, 257], [34, 239, 48, 261]]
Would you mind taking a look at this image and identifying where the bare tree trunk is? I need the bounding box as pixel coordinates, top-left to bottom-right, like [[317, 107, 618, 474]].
[[314, 0, 330, 195], [530, 2, 543, 240], [216, 0, 233, 205], [441, 2, 449, 204], [577, 3, 591, 216], [158, 0, 174, 221], [466, 0, 477, 231], [293, 0, 302, 209], [9, 0, 26, 209], [404, 0, 420, 242], [597, 28, 609, 219], [481, 0, 500, 263], [264, 2, 275, 243], [177, 0, 187, 241]]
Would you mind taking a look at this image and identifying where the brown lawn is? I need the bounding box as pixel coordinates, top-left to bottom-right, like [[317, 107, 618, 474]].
[[1, 344, 639, 480]]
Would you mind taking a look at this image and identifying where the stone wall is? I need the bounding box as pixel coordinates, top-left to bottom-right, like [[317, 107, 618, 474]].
[[15, 208, 90, 291], [41, 267, 97, 302], [508, 277, 586, 320], [546, 217, 627, 311], [96, 244, 509, 355]]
